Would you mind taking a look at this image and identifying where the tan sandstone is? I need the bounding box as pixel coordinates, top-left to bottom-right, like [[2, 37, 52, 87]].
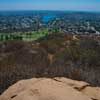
[[0, 77, 100, 100]]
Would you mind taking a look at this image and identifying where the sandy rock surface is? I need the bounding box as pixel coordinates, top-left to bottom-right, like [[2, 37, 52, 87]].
[[0, 77, 100, 100]]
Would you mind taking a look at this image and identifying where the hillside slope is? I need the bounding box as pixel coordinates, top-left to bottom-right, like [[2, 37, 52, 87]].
[[0, 33, 100, 94]]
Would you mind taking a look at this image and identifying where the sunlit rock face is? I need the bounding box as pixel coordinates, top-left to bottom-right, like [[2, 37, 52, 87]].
[[0, 77, 100, 100]]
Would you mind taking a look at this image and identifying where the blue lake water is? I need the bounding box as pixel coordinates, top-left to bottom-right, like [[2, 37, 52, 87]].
[[42, 15, 57, 22]]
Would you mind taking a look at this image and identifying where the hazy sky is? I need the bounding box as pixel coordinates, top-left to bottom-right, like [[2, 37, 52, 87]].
[[0, 0, 100, 11]]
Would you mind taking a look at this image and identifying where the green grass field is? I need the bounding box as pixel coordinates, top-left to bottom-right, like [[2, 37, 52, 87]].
[[0, 29, 50, 41], [0, 27, 61, 41]]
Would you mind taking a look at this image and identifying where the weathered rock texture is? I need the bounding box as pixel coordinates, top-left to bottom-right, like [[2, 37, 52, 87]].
[[0, 77, 100, 100]]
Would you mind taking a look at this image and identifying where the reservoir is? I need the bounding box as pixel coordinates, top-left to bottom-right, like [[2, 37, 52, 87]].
[[42, 15, 57, 22]]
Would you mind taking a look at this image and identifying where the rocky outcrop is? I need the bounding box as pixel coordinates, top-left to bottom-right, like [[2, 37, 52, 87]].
[[0, 77, 100, 100]]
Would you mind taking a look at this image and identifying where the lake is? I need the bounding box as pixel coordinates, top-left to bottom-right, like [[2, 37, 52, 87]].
[[42, 15, 57, 22]]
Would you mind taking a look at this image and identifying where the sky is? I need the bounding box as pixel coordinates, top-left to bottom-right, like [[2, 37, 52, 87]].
[[0, 0, 100, 12]]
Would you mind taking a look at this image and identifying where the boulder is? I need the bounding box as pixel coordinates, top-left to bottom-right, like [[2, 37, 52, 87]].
[[0, 78, 100, 100]]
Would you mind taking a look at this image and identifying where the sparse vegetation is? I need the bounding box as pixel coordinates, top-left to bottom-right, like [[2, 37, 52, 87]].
[[0, 33, 100, 94]]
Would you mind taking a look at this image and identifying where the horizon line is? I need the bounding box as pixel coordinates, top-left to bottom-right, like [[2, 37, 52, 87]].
[[0, 9, 100, 13]]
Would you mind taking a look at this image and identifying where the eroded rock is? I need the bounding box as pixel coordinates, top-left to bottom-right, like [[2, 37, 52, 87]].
[[0, 78, 100, 100]]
